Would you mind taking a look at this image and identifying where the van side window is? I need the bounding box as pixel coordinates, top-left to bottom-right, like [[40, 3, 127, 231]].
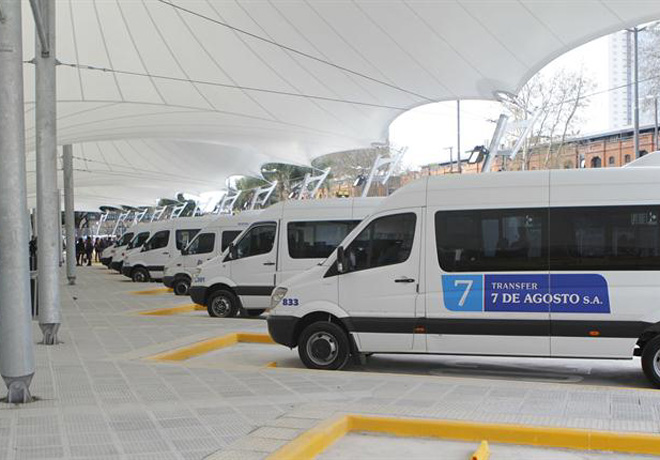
[[436, 209, 547, 272], [144, 231, 169, 251], [233, 224, 276, 259], [288, 220, 359, 259], [550, 206, 660, 270], [345, 213, 416, 272], [187, 233, 215, 255], [221, 230, 242, 251], [176, 229, 200, 250]]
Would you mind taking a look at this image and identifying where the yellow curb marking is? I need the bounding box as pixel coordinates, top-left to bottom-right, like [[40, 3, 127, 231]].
[[130, 287, 173, 295], [138, 304, 205, 316], [268, 414, 660, 459], [265, 361, 278, 368], [147, 332, 275, 362], [471, 440, 490, 460]]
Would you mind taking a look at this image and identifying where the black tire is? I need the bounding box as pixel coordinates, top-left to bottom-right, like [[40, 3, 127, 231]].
[[298, 321, 350, 371], [207, 290, 239, 318], [642, 335, 660, 388], [172, 277, 190, 296], [244, 309, 265, 317], [131, 267, 150, 283]]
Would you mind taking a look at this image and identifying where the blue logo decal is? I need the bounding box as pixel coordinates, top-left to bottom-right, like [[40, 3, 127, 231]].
[[442, 274, 610, 313], [442, 275, 483, 311]]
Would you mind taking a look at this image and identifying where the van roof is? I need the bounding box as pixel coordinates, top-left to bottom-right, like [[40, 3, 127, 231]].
[[256, 197, 383, 220]]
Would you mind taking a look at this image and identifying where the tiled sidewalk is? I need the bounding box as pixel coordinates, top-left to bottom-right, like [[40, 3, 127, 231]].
[[1, 266, 659, 459]]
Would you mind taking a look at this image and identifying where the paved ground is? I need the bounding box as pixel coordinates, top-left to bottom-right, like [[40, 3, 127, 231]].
[[1, 265, 660, 460]]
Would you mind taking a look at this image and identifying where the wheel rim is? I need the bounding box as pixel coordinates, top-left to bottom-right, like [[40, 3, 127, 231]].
[[306, 332, 338, 366], [134, 271, 145, 282], [174, 281, 188, 295], [211, 296, 231, 317], [654, 349, 660, 378]]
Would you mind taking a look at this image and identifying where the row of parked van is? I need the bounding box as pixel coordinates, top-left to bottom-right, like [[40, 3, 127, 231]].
[[103, 163, 660, 387]]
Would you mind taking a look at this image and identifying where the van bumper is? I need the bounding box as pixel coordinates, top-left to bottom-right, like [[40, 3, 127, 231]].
[[121, 266, 132, 278], [100, 257, 111, 266], [267, 315, 299, 348], [110, 261, 123, 272], [189, 286, 207, 306], [162, 276, 174, 288]]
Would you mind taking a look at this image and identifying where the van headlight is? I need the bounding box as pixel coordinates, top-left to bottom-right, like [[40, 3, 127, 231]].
[[270, 287, 288, 309]]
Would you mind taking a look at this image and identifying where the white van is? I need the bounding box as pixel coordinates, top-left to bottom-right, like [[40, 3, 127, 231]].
[[189, 198, 381, 318], [122, 216, 214, 282], [162, 212, 259, 296], [266, 168, 660, 387], [111, 223, 155, 272], [105, 229, 138, 271]]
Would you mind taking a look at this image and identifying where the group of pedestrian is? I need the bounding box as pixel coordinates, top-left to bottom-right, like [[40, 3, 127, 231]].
[[76, 237, 112, 266]]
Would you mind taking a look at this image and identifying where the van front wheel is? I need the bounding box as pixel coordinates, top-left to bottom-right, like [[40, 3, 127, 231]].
[[172, 277, 190, 296], [298, 322, 350, 371], [132, 267, 149, 283], [207, 290, 238, 318], [642, 335, 660, 388]]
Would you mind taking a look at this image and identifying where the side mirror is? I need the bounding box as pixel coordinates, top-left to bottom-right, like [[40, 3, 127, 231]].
[[181, 248, 187, 256], [337, 246, 345, 273], [229, 243, 238, 260]]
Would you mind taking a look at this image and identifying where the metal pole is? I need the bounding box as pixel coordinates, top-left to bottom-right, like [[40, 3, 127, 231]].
[[0, 0, 36, 403], [655, 96, 658, 151], [457, 100, 462, 173], [63, 145, 76, 284], [58, 189, 63, 267], [633, 27, 640, 158], [35, 0, 60, 345]]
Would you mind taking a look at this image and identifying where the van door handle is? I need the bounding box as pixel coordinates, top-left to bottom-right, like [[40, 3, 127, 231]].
[[162, 252, 169, 255], [395, 277, 415, 283], [263, 262, 275, 266]]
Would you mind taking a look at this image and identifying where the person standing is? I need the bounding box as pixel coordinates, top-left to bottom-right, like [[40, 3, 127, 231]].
[[85, 237, 93, 266], [76, 238, 85, 266], [94, 238, 101, 263]]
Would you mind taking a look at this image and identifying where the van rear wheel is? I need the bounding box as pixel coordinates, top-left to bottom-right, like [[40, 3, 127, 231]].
[[298, 322, 350, 371], [207, 290, 238, 318], [172, 277, 190, 296], [642, 335, 660, 388]]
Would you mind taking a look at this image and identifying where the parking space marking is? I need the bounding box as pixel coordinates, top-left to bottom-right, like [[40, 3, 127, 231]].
[[137, 304, 205, 316], [268, 414, 660, 459], [129, 287, 173, 295], [146, 332, 275, 361]]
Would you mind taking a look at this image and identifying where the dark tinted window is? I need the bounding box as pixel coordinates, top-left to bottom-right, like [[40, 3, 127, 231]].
[[436, 209, 547, 272], [143, 230, 169, 251], [232, 224, 276, 259], [117, 232, 134, 246], [345, 213, 416, 272], [187, 233, 215, 255], [128, 232, 150, 249], [550, 206, 660, 270], [288, 220, 359, 259], [221, 230, 242, 251], [175, 229, 200, 250]]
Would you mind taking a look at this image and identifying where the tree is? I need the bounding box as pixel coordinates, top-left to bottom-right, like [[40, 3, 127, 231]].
[[502, 68, 594, 169]]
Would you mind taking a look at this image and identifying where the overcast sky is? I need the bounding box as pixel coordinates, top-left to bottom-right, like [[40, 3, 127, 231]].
[[390, 35, 610, 169]]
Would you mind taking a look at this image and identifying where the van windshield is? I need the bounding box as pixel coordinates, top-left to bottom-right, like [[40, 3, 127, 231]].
[[127, 232, 150, 249], [117, 232, 134, 247]]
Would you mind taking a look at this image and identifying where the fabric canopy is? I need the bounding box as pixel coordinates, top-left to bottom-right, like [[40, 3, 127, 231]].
[[19, 0, 660, 210]]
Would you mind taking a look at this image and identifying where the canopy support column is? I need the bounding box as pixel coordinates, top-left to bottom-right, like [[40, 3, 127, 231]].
[[34, 0, 60, 345], [0, 0, 36, 403], [63, 145, 76, 285]]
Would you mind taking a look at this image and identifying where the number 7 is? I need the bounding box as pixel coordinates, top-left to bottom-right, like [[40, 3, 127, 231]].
[[454, 280, 473, 307]]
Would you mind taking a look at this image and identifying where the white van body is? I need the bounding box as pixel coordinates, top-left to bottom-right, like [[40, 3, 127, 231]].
[[106, 225, 148, 272], [122, 216, 215, 282], [189, 198, 381, 317], [162, 212, 260, 295], [110, 223, 155, 271], [267, 168, 660, 387]]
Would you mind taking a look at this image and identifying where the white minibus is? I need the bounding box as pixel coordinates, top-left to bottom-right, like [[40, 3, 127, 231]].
[[105, 227, 143, 272], [122, 216, 214, 282], [111, 223, 155, 273], [189, 198, 381, 318], [162, 212, 259, 296], [267, 167, 660, 387]]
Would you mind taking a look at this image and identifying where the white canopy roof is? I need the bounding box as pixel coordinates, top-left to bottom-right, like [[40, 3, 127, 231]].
[[20, 0, 660, 210]]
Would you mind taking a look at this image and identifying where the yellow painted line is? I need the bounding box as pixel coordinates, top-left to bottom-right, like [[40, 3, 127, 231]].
[[130, 287, 173, 295], [265, 361, 278, 368], [138, 304, 205, 316], [147, 332, 275, 362], [471, 440, 490, 460], [269, 414, 660, 459]]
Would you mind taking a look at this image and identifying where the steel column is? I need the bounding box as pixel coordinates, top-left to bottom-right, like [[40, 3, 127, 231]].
[[633, 27, 640, 158], [35, 0, 60, 344], [63, 145, 76, 285], [0, 0, 36, 403]]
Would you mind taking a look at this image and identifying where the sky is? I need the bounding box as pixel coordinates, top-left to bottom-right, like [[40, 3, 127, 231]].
[[389, 35, 611, 169]]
